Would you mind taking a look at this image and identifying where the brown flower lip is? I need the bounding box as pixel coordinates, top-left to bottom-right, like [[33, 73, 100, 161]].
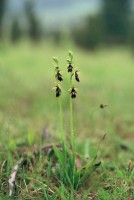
[[67, 64, 73, 72], [75, 71, 80, 82], [70, 87, 77, 98], [56, 71, 63, 81], [55, 86, 61, 97]]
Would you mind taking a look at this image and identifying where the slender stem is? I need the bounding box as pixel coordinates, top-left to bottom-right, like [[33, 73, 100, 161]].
[[59, 96, 64, 140], [70, 76, 75, 151], [70, 76, 76, 188], [70, 96, 73, 140]]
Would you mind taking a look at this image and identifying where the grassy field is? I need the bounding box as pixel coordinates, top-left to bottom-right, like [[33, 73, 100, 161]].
[[0, 41, 134, 199]]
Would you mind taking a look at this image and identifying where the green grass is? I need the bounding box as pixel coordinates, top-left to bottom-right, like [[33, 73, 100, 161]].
[[0, 41, 134, 199]]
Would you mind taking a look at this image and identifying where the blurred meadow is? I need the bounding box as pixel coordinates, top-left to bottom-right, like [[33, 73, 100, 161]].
[[0, 0, 134, 199]]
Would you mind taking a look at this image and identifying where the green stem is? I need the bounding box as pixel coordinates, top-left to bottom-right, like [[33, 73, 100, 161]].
[[59, 96, 64, 140], [70, 76, 75, 151], [70, 85, 75, 187]]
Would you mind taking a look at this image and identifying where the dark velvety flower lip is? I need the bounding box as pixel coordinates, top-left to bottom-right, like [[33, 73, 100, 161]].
[[71, 92, 76, 98], [55, 86, 61, 97], [67, 64, 73, 72], [56, 71, 63, 81], [53, 85, 61, 97], [70, 87, 77, 98], [75, 71, 80, 82]]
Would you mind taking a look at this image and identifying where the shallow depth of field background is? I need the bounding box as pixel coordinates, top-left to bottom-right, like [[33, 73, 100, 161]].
[[0, 1, 134, 197]]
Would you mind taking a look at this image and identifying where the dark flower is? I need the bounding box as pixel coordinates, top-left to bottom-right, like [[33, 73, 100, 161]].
[[67, 64, 73, 72], [55, 86, 61, 97], [75, 70, 80, 82], [70, 87, 77, 98], [100, 104, 107, 109], [56, 71, 63, 81]]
